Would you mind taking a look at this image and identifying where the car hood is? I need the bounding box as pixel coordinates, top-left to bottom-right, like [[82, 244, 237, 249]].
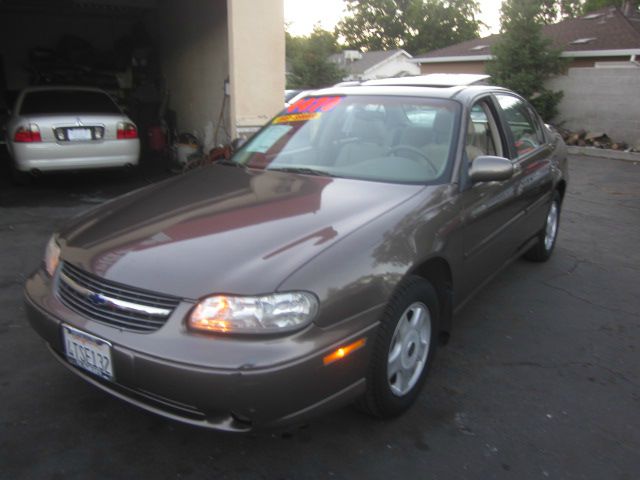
[[59, 165, 424, 299]]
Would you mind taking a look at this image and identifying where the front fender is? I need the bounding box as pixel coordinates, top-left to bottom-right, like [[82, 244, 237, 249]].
[[278, 185, 459, 329]]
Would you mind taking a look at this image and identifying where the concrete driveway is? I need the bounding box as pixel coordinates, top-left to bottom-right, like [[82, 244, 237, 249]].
[[1, 155, 638, 479]]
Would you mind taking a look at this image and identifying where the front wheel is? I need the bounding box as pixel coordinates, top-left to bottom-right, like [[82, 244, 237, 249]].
[[357, 276, 439, 418], [524, 191, 561, 262]]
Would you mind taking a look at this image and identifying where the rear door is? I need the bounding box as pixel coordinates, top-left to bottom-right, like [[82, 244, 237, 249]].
[[494, 94, 554, 246]]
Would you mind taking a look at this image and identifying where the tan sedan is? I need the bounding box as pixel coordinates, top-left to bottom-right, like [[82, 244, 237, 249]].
[[24, 75, 568, 431]]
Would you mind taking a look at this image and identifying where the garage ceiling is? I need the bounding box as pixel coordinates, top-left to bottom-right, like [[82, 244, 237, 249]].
[[0, 0, 158, 16]]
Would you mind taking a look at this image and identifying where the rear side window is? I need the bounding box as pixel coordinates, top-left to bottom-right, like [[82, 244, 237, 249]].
[[19, 90, 121, 115], [495, 94, 543, 157]]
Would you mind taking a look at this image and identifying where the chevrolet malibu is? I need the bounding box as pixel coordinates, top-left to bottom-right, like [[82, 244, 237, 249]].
[[24, 75, 568, 432], [6, 86, 139, 183]]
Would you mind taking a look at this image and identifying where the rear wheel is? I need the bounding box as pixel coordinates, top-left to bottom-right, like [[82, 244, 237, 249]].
[[358, 276, 439, 418], [524, 191, 561, 262]]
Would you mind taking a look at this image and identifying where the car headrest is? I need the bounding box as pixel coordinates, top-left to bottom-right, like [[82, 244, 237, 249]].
[[350, 112, 386, 143], [433, 109, 454, 144], [433, 110, 454, 135], [399, 126, 433, 148]]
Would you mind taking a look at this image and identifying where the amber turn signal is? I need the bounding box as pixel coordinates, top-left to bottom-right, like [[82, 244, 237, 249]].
[[323, 338, 366, 366]]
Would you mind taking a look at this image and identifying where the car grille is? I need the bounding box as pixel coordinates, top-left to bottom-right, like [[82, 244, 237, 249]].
[[56, 262, 180, 333]]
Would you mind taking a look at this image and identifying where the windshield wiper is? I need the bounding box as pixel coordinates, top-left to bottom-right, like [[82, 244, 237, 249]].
[[268, 167, 336, 177]]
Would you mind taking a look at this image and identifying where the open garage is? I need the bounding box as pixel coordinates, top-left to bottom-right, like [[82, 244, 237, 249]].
[[0, 0, 285, 173]]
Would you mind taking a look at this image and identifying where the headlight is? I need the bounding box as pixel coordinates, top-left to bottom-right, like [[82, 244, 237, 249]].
[[188, 292, 318, 334], [44, 235, 61, 277]]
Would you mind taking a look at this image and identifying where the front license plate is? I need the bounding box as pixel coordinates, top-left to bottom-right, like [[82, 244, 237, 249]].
[[67, 128, 92, 141], [62, 325, 114, 381]]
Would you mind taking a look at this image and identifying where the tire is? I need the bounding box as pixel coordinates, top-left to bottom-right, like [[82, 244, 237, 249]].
[[524, 191, 561, 262], [358, 276, 439, 418]]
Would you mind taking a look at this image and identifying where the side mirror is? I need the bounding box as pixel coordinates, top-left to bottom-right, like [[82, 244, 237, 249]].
[[469, 155, 513, 183]]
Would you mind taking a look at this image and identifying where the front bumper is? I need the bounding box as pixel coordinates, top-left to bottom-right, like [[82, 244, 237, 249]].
[[24, 270, 380, 431]]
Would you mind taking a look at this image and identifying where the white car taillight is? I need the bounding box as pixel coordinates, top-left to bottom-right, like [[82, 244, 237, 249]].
[[117, 122, 138, 139], [14, 124, 41, 143]]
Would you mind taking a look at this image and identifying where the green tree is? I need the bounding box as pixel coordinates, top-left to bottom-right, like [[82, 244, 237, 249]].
[[537, 0, 584, 22], [335, 0, 481, 55], [286, 27, 345, 89], [486, 0, 566, 120], [582, 0, 626, 14], [558, 0, 585, 16]]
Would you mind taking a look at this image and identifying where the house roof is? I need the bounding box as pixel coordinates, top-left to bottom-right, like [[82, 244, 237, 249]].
[[330, 49, 410, 75], [414, 6, 640, 63]]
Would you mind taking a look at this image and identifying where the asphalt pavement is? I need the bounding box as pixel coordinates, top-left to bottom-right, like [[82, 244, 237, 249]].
[[1, 154, 638, 479]]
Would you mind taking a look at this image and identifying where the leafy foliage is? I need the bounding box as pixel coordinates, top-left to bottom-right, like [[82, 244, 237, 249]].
[[335, 0, 481, 55], [541, 0, 627, 20], [582, 0, 627, 14], [536, 0, 584, 22], [558, 0, 586, 17], [520, 0, 627, 23], [487, 0, 567, 120], [286, 27, 345, 89]]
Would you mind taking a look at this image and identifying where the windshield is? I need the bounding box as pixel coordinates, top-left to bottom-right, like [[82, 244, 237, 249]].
[[233, 95, 460, 184], [19, 90, 121, 115]]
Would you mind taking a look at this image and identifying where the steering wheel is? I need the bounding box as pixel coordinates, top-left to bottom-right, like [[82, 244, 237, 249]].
[[388, 145, 438, 175]]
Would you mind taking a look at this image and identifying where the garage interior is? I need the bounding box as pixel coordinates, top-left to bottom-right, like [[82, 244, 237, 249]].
[[0, 0, 284, 163]]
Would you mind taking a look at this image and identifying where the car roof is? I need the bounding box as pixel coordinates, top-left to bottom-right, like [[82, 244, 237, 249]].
[[297, 74, 512, 103], [304, 84, 510, 102], [362, 74, 491, 87]]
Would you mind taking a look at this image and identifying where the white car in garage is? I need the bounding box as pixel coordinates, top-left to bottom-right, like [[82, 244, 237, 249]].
[[5, 86, 140, 182]]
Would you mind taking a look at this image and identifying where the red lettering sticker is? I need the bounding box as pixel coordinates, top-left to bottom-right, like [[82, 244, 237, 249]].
[[287, 96, 343, 114]]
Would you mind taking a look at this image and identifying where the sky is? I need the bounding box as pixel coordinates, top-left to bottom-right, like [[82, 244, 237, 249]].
[[284, 0, 502, 38]]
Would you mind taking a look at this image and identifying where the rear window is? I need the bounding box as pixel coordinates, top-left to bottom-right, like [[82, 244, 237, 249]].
[[19, 90, 121, 115]]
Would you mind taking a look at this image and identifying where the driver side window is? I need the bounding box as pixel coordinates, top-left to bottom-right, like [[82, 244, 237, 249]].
[[465, 101, 502, 163]]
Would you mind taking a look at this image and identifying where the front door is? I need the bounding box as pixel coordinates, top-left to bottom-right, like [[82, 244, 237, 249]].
[[457, 98, 523, 303]]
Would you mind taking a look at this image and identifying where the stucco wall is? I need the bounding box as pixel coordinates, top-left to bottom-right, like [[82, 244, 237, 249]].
[[547, 66, 640, 144], [227, 0, 285, 139], [149, 0, 229, 150]]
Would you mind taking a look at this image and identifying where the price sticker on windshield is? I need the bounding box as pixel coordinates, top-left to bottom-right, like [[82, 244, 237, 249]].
[[274, 112, 321, 124], [274, 96, 343, 124], [286, 96, 343, 114]]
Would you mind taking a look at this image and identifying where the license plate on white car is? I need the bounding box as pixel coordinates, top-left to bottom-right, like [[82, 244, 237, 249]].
[[62, 325, 114, 381], [67, 128, 92, 141]]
